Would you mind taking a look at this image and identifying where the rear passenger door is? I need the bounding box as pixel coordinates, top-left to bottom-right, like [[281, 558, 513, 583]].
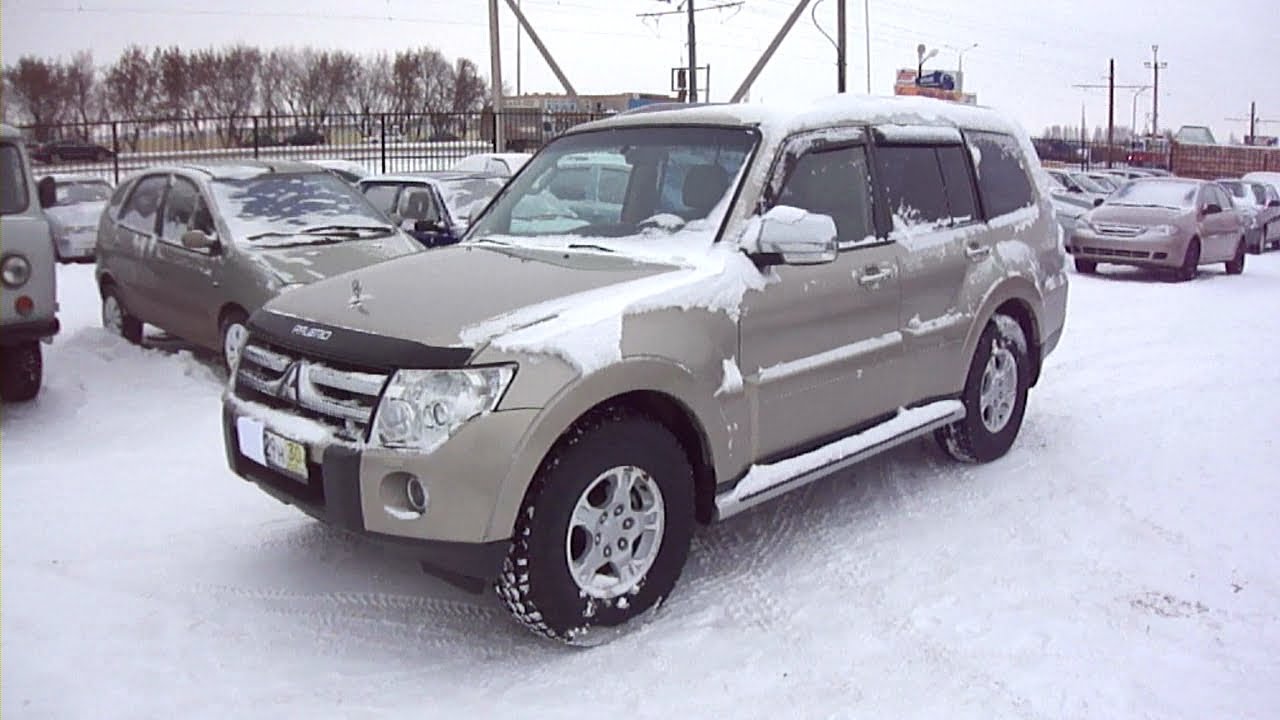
[[871, 128, 983, 402], [739, 128, 905, 460]]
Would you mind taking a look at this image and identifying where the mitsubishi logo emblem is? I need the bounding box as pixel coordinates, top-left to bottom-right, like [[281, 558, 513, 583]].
[[349, 278, 364, 310], [277, 362, 302, 404]]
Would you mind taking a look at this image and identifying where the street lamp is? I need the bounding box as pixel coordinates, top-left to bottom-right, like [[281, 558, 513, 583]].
[[916, 43, 939, 84], [945, 42, 979, 75], [1131, 86, 1151, 137]]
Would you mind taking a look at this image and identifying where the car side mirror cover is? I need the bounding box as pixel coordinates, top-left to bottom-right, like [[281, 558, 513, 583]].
[[37, 176, 57, 209], [181, 229, 220, 253], [1093, 197, 1105, 207], [753, 205, 838, 266], [1269, 200, 1280, 208], [413, 219, 444, 234]]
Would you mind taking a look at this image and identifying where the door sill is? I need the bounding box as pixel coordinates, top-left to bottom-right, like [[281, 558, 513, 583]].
[[715, 399, 965, 520]]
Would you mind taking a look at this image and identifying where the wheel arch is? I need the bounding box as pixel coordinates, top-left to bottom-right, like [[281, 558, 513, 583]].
[[963, 278, 1044, 388]]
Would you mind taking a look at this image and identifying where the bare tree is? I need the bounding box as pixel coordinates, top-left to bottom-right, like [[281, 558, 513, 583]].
[[105, 45, 160, 150], [3, 56, 69, 140], [190, 46, 260, 144], [351, 54, 392, 137], [66, 51, 100, 128]]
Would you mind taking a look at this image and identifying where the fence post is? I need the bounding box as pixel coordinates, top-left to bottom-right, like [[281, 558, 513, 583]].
[[252, 116, 260, 160], [380, 114, 388, 174], [490, 111, 499, 153], [110, 122, 120, 185]]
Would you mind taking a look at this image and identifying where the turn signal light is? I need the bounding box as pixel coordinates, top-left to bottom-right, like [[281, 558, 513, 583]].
[[15, 295, 34, 316]]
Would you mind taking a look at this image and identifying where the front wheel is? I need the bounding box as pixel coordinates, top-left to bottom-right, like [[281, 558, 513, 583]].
[[1225, 239, 1246, 275], [101, 285, 143, 344], [0, 341, 43, 402], [936, 315, 1030, 463], [1176, 239, 1201, 282], [496, 407, 695, 643], [220, 310, 249, 371]]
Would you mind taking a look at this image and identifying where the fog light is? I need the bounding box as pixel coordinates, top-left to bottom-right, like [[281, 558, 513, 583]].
[[406, 476, 428, 513], [15, 295, 34, 316]]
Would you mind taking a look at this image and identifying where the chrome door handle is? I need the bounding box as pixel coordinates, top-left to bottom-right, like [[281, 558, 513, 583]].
[[965, 243, 992, 261], [857, 267, 894, 286]]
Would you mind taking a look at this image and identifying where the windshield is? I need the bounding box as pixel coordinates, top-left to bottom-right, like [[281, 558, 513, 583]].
[[468, 125, 757, 244], [1108, 180, 1198, 209], [0, 143, 29, 215], [1087, 174, 1118, 191], [1071, 174, 1110, 194], [55, 180, 112, 205], [436, 176, 506, 225], [209, 171, 391, 243]]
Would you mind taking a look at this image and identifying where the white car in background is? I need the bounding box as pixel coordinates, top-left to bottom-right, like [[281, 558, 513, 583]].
[[42, 173, 113, 262], [310, 159, 372, 185], [451, 152, 531, 177]]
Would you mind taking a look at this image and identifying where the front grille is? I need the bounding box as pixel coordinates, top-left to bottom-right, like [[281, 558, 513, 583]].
[[234, 340, 389, 441], [1081, 246, 1151, 259], [1094, 223, 1143, 238]]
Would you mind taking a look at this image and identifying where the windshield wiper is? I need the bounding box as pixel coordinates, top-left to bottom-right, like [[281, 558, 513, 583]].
[[567, 243, 615, 253], [468, 237, 511, 247], [301, 224, 393, 237]]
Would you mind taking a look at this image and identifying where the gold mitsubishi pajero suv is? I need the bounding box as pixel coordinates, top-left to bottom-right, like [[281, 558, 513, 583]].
[[221, 96, 1069, 643]]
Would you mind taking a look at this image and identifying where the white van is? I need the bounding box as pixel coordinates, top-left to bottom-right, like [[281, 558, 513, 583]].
[[1, 123, 60, 401]]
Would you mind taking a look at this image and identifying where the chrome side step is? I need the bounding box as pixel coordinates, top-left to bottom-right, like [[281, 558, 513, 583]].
[[714, 400, 965, 520]]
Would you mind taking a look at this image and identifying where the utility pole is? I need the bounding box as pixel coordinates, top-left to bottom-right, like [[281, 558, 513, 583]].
[[863, 0, 871, 93], [515, 0, 522, 95], [489, 0, 504, 152], [1226, 103, 1280, 145], [1073, 68, 1147, 169], [836, 0, 847, 93], [638, 1, 743, 103], [1143, 45, 1167, 136]]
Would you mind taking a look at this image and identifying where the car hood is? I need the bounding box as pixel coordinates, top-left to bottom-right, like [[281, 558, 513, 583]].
[[46, 202, 106, 228], [256, 243, 691, 352], [1088, 204, 1186, 225], [245, 234, 421, 286]]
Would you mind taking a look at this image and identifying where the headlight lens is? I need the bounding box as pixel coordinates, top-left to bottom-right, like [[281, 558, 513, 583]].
[[1, 255, 31, 288], [372, 365, 516, 451], [1145, 224, 1178, 236]]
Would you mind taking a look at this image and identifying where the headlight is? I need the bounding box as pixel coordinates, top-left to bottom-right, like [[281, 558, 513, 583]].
[[372, 365, 516, 451], [1, 255, 31, 288], [1144, 224, 1178, 236]]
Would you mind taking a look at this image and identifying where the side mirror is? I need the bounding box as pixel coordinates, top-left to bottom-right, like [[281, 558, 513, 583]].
[[1269, 200, 1280, 208], [1093, 197, 1105, 207], [181, 229, 221, 253], [413, 218, 444, 234], [1203, 203, 1223, 215], [37, 176, 57, 209], [752, 205, 838, 266]]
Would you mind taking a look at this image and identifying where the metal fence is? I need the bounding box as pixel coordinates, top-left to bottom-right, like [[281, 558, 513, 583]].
[[1033, 136, 1280, 177], [19, 110, 609, 185]]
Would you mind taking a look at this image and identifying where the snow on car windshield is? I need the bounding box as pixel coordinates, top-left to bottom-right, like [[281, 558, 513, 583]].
[[1109, 180, 1198, 209], [209, 171, 391, 243], [436, 176, 506, 225], [468, 126, 757, 244], [55, 180, 111, 205]]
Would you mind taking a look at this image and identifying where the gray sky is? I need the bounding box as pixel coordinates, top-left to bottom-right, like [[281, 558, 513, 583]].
[[3, 0, 1276, 141]]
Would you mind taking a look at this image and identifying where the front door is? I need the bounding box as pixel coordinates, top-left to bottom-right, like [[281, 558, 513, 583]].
[[739, 131, 905, 461], [151, 176, 224, 347], [109, 173, 170, 326]]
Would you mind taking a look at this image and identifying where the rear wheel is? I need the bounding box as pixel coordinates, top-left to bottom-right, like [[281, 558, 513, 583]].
[[1176, 239, 1200, 282], [936, 315, 1031, 464], [101, 285, 143, 344], [1225, 239, 1246, 275], [496, 406, 694, 643], [1074, 258, 1097, 274], [0, 341, 43, 402]]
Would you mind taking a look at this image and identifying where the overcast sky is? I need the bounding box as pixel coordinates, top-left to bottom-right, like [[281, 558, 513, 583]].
[[3, 0, 1276, 141]]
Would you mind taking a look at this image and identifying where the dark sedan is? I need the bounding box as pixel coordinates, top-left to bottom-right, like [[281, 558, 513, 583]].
[[31, 139, 115, 164]]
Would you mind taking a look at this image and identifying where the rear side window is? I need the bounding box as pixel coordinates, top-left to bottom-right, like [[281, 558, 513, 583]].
[[936, 146, 979, 223], [965, 131, 1036, 217], [874, 145, 950, 226], [160, 177, 214, 242], [361, 184, 401, 216], [0, 143, 29, 215], [119, 175, 169, 233], [777, 145, 875, 245]]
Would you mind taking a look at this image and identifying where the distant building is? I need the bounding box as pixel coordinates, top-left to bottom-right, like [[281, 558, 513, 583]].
[[503, 92, 677, 114]]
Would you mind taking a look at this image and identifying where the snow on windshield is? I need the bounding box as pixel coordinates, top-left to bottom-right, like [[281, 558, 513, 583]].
[[469, 126, 756, 244], [436, 176, 506, 225], [55, 180, 111, 205], [209, 172, 389, 243], [1110, 180, 1198, 208]]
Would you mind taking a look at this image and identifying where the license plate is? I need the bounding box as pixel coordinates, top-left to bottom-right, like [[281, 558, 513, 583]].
[[265, 431, 308, 480], [236, 416, 307, 482]]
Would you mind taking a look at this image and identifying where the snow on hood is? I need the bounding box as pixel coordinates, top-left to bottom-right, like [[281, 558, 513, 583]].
[[459, 236, 771, 375], [45, 201, 106, 229]]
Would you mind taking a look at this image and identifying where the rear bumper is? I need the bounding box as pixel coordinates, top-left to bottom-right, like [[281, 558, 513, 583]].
[[0, 317, 60, 346], [220, 404, 510, 587]]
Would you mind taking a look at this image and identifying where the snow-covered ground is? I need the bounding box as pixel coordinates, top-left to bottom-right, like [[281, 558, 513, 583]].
[[4, 257, 1280, 719]]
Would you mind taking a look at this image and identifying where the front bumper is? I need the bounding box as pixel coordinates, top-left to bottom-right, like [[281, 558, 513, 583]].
[[221, 396, 539, 584], [1066, 228, 1186, 268], [0, 317, 60, 346]]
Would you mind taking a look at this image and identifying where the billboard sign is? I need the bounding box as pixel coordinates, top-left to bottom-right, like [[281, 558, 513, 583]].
[[894, 69, 976, 104]]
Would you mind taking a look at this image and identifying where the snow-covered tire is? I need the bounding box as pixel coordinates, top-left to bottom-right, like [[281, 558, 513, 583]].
[[0, 341, 43, 402], [936, 315, 1030, 464], [1225, 239, 1246, 275], [1175, 239, 1200, 282], [495, 405, 695, 643], [1074, 258, 1097, 274], [101, 284, 143, 344], [220, 309, 249, 371]]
